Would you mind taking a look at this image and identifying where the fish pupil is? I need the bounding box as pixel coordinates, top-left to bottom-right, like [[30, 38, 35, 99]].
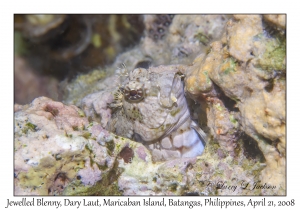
[[130, 90, 138, 96]]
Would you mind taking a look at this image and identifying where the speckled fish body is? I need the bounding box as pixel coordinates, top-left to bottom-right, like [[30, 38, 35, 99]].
[[108, 65, 205, 161]]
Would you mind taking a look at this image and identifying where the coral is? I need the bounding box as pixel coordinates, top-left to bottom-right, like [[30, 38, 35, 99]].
[[144, 15, 174, 40]]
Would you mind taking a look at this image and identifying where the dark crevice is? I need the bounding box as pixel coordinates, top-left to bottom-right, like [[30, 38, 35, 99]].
[[241, 132, 266, 163], [274, 70, 286, 79], [44, 105, 59, 116], [264, 78, 274, 92], [272, 138, 282, 155], [92, 160, 124, 196], [258, 134, 273, 146], [183, 192, 199, 196], [214, 83, 240, 112], [54, 172, 68, 182], [134, 60, 152, 69], [262, 17, 286, 38], [186, 96, 208, 129]]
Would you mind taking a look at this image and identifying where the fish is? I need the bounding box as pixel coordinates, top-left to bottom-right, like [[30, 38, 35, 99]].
[[107, 64, 206, 161]]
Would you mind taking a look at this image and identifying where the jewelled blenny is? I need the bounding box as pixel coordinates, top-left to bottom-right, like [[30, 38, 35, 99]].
[[108, 64, 206, 161]]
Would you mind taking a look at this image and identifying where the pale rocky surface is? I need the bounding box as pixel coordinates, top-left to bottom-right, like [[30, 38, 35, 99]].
[[14, 97, 265, 196]]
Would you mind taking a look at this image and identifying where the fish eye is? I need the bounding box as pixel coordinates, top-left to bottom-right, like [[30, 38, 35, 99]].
[[124, 87, 144, 102]]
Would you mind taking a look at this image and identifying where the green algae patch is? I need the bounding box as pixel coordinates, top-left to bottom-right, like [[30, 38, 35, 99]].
[[97, 162, 109, 171], [63, 162, 123, 196], [229, 115, 239, 128], [81, 132, 91, 139], [221, 58, 237, 75], [258, 37, 286, 71], [105, 140, 115, 156], [18, 151, 87, 195], [92, 33, 102, 48], [76, 70, 107, 85], [195, 70, 213, 92], [168, 182, 178, 192], [63, 178, 122, 196], [14, 31, 28, 56], [203, 71, 212, 85], [194, 32, 210, 46], [18, 156, 57, 194], [63, 69, 107, 105], [214, 103, 223, 111], [77, 109, 85, 117], [22, 122, 37, 134]]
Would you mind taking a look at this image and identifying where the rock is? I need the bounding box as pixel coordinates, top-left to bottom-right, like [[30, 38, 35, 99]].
[[14, 97, 118, 195], [263, 14, 286, 30], [14, 97, 266, 196], [185, 15, 286, 195]]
